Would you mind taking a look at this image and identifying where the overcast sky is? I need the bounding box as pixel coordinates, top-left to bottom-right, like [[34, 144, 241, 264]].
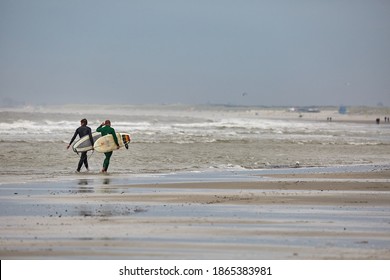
[[1, 0, 389, 107]]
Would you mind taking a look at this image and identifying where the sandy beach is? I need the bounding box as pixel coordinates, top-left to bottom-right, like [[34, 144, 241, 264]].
[[1, 104, 390, 260], [1, 166, 389, 260]]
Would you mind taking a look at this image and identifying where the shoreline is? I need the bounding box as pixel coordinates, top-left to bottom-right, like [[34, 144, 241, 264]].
[[1, 165, 390, 259], [2, 162, 390, 185], [2, 103, 390, 124]]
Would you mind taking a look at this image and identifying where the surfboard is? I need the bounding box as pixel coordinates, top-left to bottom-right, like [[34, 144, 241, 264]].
[[72, 132, 101, 153], [93, 132, 131, 153]]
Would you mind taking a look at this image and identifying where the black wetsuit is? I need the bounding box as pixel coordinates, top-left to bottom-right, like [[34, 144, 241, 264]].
[[69, 125, 94, 172]]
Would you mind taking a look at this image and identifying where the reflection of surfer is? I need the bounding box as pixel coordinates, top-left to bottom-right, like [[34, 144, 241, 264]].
[[97, 120, 119, 173], [67, 118, 94, 172]]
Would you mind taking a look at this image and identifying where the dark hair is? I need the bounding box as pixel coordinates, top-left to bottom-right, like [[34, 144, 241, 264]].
[[81, 118, 88, 125]]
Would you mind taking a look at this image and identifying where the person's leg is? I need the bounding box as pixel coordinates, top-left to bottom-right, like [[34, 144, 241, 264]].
[[102, 151, 113, 172], [77, 152, 88, 172], [82, 152, 89, 170]]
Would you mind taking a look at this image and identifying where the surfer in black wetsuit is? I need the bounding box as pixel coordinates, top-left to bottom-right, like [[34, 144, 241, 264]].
[[67, 118, 94, 172]]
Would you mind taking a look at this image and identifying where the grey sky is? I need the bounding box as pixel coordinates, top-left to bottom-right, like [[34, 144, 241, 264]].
[[1, 0, 389, 107]]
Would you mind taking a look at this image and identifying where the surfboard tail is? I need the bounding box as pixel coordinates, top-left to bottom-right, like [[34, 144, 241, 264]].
[[122, 134, 131, 144]]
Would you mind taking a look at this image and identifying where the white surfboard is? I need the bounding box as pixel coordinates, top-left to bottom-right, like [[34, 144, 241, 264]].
[[93, 132, 131, 153], [72, 132, 101, 153]]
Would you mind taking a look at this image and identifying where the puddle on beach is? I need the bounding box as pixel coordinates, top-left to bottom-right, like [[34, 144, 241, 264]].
[[1, 200, 389, 253], [1, 164, 390, 220], [1, 169, 390, 258]]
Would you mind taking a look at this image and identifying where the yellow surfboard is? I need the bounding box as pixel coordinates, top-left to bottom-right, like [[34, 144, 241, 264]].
[[93, 132, 131, 153]]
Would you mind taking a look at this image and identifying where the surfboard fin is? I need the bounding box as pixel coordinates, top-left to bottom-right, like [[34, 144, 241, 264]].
[[125, 143, 129, 149]]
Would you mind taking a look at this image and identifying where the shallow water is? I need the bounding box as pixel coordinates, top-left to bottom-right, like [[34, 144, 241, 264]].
[[1, 104, 390, 183]]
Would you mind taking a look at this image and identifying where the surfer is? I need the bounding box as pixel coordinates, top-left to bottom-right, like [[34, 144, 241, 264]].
[[96, 120, 119, 173], [67, 118, 94, 172]]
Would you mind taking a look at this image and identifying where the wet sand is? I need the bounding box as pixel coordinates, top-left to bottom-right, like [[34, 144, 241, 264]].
[[1, 168, 390, 259]]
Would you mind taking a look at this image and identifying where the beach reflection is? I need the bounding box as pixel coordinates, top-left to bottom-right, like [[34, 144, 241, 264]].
[[78, 179, 89, 185], [77, 205, 145, 217], [78, 209, 115, 217], [76, 179, 94, 193], [77, 187, 94, 193]]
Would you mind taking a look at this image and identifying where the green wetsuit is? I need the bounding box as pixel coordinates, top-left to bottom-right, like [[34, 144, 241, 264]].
[[97, 124, 119, 171]]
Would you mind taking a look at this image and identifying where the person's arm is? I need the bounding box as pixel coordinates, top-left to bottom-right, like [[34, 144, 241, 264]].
[[88, 127, 94, 146], [67, 129, 78, 149], [111, 129, 120, 147], [96, 123, 104, 132]]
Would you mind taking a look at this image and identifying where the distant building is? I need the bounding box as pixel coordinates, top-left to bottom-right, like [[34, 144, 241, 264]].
[[297, 107, 320, 113], [338, 106, 347, 114]]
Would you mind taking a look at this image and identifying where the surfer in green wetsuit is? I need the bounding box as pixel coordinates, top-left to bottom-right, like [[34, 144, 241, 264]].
[[97, 120, 119, 173]]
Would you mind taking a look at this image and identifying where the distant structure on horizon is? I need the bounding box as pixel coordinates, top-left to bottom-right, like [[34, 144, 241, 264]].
[[338, 106, 348, 114], [288, 107, 321, 113]]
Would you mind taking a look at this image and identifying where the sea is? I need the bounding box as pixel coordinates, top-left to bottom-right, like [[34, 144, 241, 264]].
[[1, 104, 390, 184]]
